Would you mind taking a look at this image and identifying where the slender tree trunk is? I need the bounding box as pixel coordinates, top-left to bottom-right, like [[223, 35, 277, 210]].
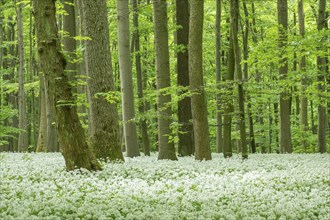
[[242, 1, 256, 154], [292, 12, 299, 121], [215, 0, 223, 153], [268, 102, 273, 153], [44, 2, 59, 152], [132, 0, 150, 156], [298, 0, 308, 151], [16, 0, 28, 152], [251, 2, 265, 152], [189, 0, 211, 160], [33, 0, 101, 171], [29, 10, 37, 150], [153, 0, 177, 160], [8, 17, 18, 151], [36, 75, 47, 152], [0, 3, 3, 111], [176, 0, 194, 156], [80, 0, 124, 161], [0, 4, 4, 149], [223, 35, 234, 158], [117, 0, 140, 157], [74, 0, 88, 127], [230, 0, 248, 159], [277, 0, 292, 153], [317, 0, 327, 153]]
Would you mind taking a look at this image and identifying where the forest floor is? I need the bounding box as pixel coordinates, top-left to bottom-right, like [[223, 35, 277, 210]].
[[1, 153, 329, 219]]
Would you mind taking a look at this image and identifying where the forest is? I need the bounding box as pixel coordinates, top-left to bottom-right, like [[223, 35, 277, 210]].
[[0, 0, 329, 219]]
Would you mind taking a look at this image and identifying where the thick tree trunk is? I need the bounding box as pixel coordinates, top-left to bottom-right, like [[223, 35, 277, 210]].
[[153, 0, 177, 160], [277, 0, 292, 153], [16, 0, 28, 152], [230, 0, 248, 159], [80, 0, 124, 161], [176, 0, 194, 156], [117, 0, 140, 157], [317, 0, 327, 153], [33, 0, 101, 171], [189, 0, 211, 160], [132, 0, 150, 156], [215, 0, 223, 153]]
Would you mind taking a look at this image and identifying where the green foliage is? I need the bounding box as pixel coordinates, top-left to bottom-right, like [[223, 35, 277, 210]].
[[0, 0, 328, 153], [0, 106, 19, 146]]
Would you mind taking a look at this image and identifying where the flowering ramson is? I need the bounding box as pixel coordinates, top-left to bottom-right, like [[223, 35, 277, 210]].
[[0, 153, 329, 219]]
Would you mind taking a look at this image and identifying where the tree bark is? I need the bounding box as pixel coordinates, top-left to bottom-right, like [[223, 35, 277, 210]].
[[215, 0, 223, 153], [33, 0, 101, 171], [317, 0, 327, 153], [132, 0, 150, 156], [298, 0, 308, 151], [176, 0, 194, 156], [63, 0, 77, 92], [277, 0, 292, 153], [80, 0, 124, 161], [242, 1, 256, 154], [0, 1, 3, 119], [16, 0, 28, 152], [45, 76, 58, 152], [189, 0, 211, 160], [36, 75, 47, 152], [230, 0, 248, 159], [29, 10, 37, 151], [117, 0, 140, 157], [153, 0, 177, 160], [223, 33, 234, 158], [7, 16, 18, 151]]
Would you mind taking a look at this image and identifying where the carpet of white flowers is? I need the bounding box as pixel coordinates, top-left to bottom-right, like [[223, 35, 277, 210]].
[[0, 153, 329, 220]]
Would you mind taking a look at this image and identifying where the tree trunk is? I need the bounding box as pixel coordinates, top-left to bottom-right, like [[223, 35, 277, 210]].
[[242, 1, 256, 154], [277, 0, 292, 153], [132, 0, 150, 156], [298, 0, 308, 151], [29, 10, 37, 150], [189, 0, 211, 160], [36, 75, 47, 152], [16, 0, 28, 152], [33, 0, 101, 171], [215, 0, 223, 153], [223, 34, 234, 158], [44, 3, 59, 152], [63, 0, 77, 92], [0, 2, 3, 113], [176, 0, 194, 156], [45, 77, 58, 152], [117, 0, 140, 157], [74, 0, 88, 127], [153, 0, 177, 160], [317, 0, 327, 153], [230, 0, 248, 159], [80, 0, 124, 161], [8, 17, 18, 151]]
